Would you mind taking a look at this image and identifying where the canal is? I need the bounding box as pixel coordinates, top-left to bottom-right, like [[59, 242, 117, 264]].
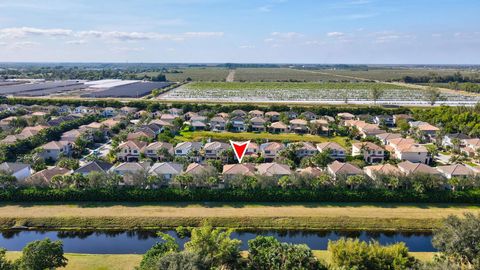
[[0, 230, 435, 254]]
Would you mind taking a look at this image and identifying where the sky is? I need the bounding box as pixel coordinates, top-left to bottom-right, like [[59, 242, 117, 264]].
[[0, 0, 479, 64]]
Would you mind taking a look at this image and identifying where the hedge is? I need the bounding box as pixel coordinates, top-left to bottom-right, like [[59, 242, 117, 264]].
[[1, 188, 480, 203]]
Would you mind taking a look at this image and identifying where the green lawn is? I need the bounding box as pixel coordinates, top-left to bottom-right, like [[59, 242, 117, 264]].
[[177, 131, 348, 147]]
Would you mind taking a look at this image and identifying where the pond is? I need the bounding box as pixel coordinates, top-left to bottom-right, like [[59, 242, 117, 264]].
[[0, 230, 435, 254]]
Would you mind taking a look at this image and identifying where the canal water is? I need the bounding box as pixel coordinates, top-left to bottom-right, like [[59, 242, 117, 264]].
[[0, 230, 434, 254]]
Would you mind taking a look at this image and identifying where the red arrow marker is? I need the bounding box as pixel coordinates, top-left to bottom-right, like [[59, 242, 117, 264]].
[[230, 140, 250, 163]]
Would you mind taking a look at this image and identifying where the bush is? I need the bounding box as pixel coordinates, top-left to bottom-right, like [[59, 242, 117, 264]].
[[328, 238, 418, 270]]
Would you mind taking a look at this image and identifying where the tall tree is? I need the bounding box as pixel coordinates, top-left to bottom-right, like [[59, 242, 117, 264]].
[[425, 85, 442, 106]]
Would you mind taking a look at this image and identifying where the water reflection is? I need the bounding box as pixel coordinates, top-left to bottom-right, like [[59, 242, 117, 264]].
[[0, 229, 435, 254]]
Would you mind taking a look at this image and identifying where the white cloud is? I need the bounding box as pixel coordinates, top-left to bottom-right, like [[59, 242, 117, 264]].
[[0, 27, 224, 42], [327, 32, 345, 38], [239, 45, 255, 49], [271, 32, 303, 39], [258, 5, 272, 12], [0, 27, 72, 39], [66, 40, 87, 45], [113, 47, 145, 53]]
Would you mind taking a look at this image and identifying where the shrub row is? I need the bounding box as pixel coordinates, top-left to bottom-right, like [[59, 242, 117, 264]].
[[1, 188, 480, 203], [2, 97, 411, 117]]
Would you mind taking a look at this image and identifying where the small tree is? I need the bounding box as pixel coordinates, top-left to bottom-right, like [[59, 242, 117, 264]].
[[18, 238, 68, 270], [425, 85, 442, 106], [138, 233, 179, 270], [0, 248, 15, 270], [370, 85, 384, 105]]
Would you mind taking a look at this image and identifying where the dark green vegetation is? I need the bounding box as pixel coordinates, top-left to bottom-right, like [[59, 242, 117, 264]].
[[135, 214, 480, 269], [0, 114, 99, 163], [413, 105, 480, 136], [1, 188, 480, 203], [0, 238, 67, 270]]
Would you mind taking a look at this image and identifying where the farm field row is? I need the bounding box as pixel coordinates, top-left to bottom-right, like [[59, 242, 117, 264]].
[[160, 81, 480, 103], [233, 68, 355, 82], [177, 131, 349, 147], [319, 68, 480, 81]]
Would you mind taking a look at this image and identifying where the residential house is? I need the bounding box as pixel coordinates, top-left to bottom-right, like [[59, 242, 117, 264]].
[[327, 161, 363, 179], [351, 142, 385, 163], [189, 121, 207, 131], [316, 142, 346, 161], [149, 162, 183, 181], [374, 115, 394, 127], [216, 112, 230, 119], [127, 130, 156, 141], [27, 166, 70, 185], [337, 112, 355, 122], [111, 162, 150, 176], [245, 142, 260, 157], [100, 119, 120, 129], [0, 116, 16, 130], [256, 162, 292, 178], [286, 111, 298, 119], [230, 109, 247, 117], [204, 141, 229, 159], [222, 163, 255, 180], [296, 166, 323, 178], [39, 141, 73, 161], [250, 117, 267, 132], [102, 107, 118, 117], [442, 133, 470, 148], [437, 164, 475, 179], [363, 164, 401, 180], [397, 161, 441, 176], [394, 143, 430, 164], [269, 121, 288, 133], [119, 106, 137, 116], [230, 116, 246, 132], [409, 121, 440, 139], [0, 162, 31, 181], [210, 116, 227, 131], [144, 142, 174, 160], [174, 142, 203, 160], [265, 111, 280, 122], [168, 108, 183, 116], [310, 119, 330, 135], [74, 160, 113, 176], [462, 138, 480, 157], [290, 142, 317, 158], [160, 114, 176, 123], [260, 142, 285, 161], [149, 119, 173, 129], [301, 111, 318, 121], [74, 106, 94, 114], [376, 133, 402, 145], [60, 129, 83, 143], [116, 140, 148, 162], [393, 114, 414, 125], [249, 110, 264, 118], [289, 119, 309, 133], [185, 163, 215, 176]]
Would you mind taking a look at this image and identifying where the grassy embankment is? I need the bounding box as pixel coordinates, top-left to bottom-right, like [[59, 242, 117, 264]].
[[177, 131, 349, 147], [0, 202, 479, 231], [5, 251, 436, 270]]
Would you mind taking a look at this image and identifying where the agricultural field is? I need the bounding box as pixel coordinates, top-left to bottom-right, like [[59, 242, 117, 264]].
[[233, 68, 356, 82], [160, 81, 480, 104], [162, 67, 230, 82], [319, 68, 480, 82]]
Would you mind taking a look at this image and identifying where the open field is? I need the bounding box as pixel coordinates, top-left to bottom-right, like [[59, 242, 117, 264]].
[[177, 131, 348, 147], [0, 202, 479, 231], [319, 68, 480, 81], [5, 252, 142, 270], [160, 81, 480, 105], [161, 68, 230, 82], [233, 68, 356, 82]]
